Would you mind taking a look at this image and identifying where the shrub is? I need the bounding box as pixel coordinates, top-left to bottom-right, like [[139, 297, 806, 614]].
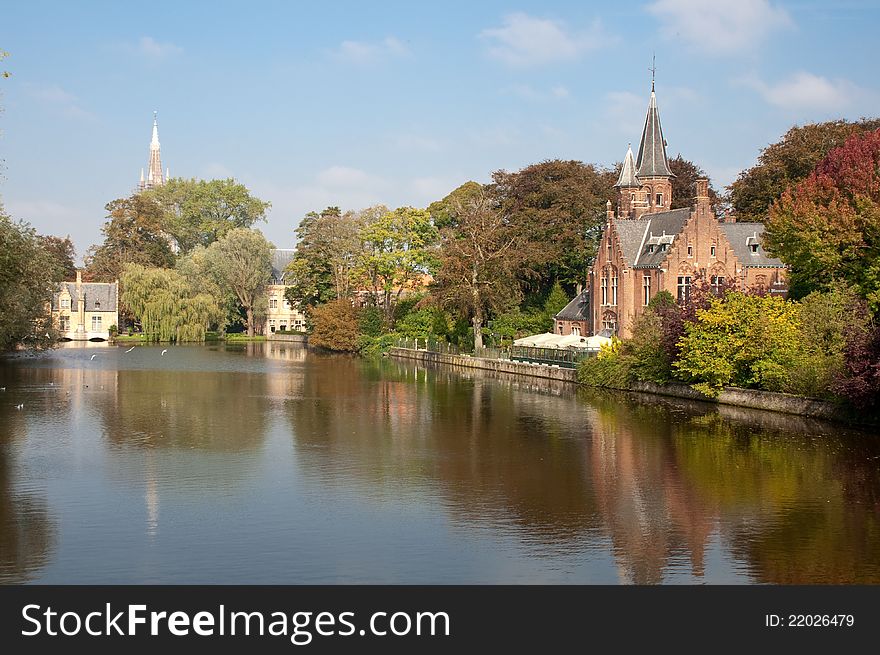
[[623, 310, 673, 384], [309, 299, 361, 352], [577, 338, 630, 388], [833, 318, 880, 410], [358, 306, 383, 337], [394, 308, 435, 339]]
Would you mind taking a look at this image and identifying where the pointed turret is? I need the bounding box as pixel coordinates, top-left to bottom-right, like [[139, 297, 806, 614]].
[[615, 144, 640, 188], [635, 83, 674, 179]]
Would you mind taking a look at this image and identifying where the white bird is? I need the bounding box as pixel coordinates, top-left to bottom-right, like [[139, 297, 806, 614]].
[[90, 354, 97, 361], [161, 349, 168, 356], [15, 403, 23, 410], [0, 387, 5, 392], [125, 347, 135, 353]]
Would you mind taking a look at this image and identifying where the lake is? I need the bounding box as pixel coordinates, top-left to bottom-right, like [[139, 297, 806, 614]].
[[1, 342, 878, 584]]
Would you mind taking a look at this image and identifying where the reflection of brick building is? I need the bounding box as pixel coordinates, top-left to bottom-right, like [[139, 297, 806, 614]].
[[263, 249, 307, 335], [589, 81, 787, 338]]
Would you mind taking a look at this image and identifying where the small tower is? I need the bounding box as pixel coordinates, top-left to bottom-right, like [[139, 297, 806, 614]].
[[614, 144, 643, 219], [138, 111, 166, 191], [634, 79, 674, 214]]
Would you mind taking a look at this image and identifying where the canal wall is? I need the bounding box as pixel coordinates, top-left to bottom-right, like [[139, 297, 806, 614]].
[[268, 333, 308, 343], [388, 348, 870, 424]]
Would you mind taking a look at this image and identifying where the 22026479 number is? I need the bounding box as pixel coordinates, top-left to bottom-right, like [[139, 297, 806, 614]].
[[765, 614, 854, 627]]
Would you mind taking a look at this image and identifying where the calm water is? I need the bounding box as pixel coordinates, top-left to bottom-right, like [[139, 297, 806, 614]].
[[1, 342, 878, 584]]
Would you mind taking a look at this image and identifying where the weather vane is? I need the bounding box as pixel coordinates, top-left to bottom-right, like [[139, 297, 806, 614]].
[[649, 53, 656, 90]]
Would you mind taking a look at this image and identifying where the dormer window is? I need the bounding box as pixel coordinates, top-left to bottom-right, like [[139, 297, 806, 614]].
[[60, 298, 70, 310], [648, 245, 655, 253], [94, 300, 100, 309], [749, 244, 759, 253]]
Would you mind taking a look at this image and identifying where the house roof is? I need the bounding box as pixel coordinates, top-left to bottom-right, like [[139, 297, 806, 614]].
[[270, 249, 295, 282], [719, 223, 786, 268], [635, 86, 674, 179], [53, 282, 118, 312], [554, 289, 590, 321], [611, 208, 691, 269]]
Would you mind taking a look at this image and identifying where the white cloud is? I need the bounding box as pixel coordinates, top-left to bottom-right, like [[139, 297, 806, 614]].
[[646, 0, 792, 54], [133, 36, 183, 60], [333, 36, 410, 65], [480, 13, 611, 67], [25, 83, 94, 120], [507, 84, 571, 101], [740, 71, 864, 112]]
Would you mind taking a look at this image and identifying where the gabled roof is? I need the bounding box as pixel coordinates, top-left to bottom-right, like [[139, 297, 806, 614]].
[[719, 223, 785, 268], [635, 86, 674, 179], [610, 208, 691, 269], [615, 145, 640, 188], [554, 289, 590, 321], [53, 282, 118, 312], [270, 249, 295, 283]]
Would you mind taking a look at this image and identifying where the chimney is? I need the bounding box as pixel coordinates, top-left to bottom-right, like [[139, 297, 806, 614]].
[[695, 178, 710, 215], [606, 200, 614, 220], [76, 269, 82, 286]]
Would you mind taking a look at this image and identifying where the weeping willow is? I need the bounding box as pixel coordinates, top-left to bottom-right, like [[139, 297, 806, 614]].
[[121, 264, 222, 342]]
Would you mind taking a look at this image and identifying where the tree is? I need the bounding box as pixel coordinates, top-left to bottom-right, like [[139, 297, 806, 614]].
[[120, 263, 223, 342], [427, 181, 484, 229], [176, 245, 237, 333], [729, 119, 880, 222], [833, 319, 880, 411], [0, 207, 61, 350], [356, 206, 438, 324], [490, 160, 617, 295], [84, 194, 175, 281], [309, 299, 362, 352], [543, 281, 570, 318], [668, 155, 721, 211], [143, 178, 270, 254], [763, 128, 880, 308], [201, 228, 273, 337], [433, 191, 524, 349], [38, 235, 76, 280]]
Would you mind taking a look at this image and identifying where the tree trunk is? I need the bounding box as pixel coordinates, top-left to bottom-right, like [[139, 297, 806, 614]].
[[246, 307, 254, 337], [471, 264, 483, 349]]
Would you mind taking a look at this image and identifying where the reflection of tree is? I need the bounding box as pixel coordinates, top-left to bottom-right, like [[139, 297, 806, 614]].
[[97, 368, 270, 451], [0, 408, 55, 583], [287, 355, 600, 548]]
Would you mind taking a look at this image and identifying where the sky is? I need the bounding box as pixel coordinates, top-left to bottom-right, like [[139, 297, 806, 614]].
[[1, 0, 878, 263]]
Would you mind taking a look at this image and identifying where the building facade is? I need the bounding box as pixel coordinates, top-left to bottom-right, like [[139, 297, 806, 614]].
[[554, 289, 591, 336], [589, 82, 787, 339], [51, 270, 119, 341], [263, 249, 307, 335]]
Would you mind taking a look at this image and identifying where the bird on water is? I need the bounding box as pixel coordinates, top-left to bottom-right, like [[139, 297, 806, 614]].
[[161, 349, 168, 356]]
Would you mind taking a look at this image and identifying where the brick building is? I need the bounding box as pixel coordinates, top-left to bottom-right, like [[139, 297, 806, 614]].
[[589, 81, 787, 338]]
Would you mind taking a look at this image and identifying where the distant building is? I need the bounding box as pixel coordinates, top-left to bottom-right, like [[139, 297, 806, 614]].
[[263, 249, 307, 335], [589, 79, 787, 338], [51, 270, 119, 341], [554, 289, 590, 336], [137, 111, 168, 191]]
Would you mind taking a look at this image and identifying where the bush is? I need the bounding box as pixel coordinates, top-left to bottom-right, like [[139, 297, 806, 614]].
[[357, 333, 397, 358], [833, 319, 880, 410], [309, 299, 362, 352], [577, 338, 630, 388], [358, 306, 383, 337], [394, 308, 435, 339], [624, 310, 673, 384]]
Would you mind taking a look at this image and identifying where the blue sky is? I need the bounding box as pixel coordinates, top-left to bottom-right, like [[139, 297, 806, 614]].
[[1, 0, 878, 262]]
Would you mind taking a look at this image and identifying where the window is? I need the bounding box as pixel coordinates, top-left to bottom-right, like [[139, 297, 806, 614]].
[[643, 275, 651, 306], [557, 322, 564, 334], [749, 243, 759, 253], [677, 276, 692, 304], [687, 245, 693, 257], [269, 297, 278, 309], [656, 193, 663, 206], [602, 317, 617, 334], [269, 319, 276, 333], [611, 275, 618, 306], [94, 300, 100, 309], [711, 275, 725, 295], [59, 316, 70, 332], [60, 298, 70, 309], [710, 245, 716, 257], [572, 326, 580, 336], [91, 315, 102, 331], [601, 274, 608, 306], [280, 324, 287, 332], [648, 245, 655, 253], [630, 193, 635, 201]]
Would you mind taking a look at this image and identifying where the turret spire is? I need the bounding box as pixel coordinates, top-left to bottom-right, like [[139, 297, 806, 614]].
[[635, 81, 673, 179], [615, 144, 640, 188]]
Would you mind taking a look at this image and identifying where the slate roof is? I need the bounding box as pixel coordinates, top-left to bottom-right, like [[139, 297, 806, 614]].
[[554, 289, 590, 321], [719, 223, 785, 268], [52, 282, 118, 311], [635, 87, 675, 179], [612, 208, 691, 269], [270, 249, 295, 283], [615, 145, 640, 188]]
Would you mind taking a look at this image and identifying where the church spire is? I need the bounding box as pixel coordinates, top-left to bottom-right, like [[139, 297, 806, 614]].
[[635, 83, 673, 179], [139, 111, 165, 191]]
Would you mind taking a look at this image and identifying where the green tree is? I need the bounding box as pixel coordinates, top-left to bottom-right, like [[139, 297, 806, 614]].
[[120, 263, 223, 342], [668, 155, 721, 211], [729, 119, 880, 222], [674, 292, 803, 396], [490, 159, 616, 294], [543, 281, 570, 318], [201, 228, 273, 337], [84, 194, 175, 281], [433, 191, 524, 349], [427, 181, 484, 229], [143, 178, 270, 254], [0, 207, 61, 350], [763, 128, 880, 308], [38, 234, 77, 280], [357, 206, 438, 324], [176, 245, 237, 332]]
